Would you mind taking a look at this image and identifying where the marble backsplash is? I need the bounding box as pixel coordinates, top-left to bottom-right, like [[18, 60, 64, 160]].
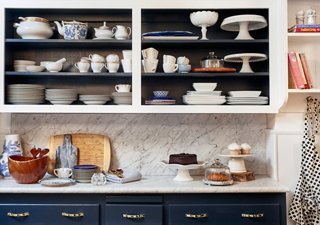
[[11, 114, 267, 175]]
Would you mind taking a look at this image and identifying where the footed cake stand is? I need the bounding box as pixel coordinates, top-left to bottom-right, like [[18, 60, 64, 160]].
[[220, 14, 267, 40], [224, 53, 267, 73], [160, 160, 207, 182], [219, 154, 252, 173]]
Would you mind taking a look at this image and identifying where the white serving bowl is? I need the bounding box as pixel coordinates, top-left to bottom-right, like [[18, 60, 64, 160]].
[[26, 65, 45, 72], [190, 11, 219, 27], [193, 83, 217, 92]]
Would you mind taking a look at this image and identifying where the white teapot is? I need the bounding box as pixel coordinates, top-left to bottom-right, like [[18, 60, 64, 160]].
[[94, 22, 114, 39], [112, 25, 131, 40]]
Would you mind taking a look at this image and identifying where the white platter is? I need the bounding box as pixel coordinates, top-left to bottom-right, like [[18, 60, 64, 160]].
[[228, 91, 262, 97], [82, 100, 107, 105], [39, 178, 76, 187], [142, 36, 199, 40], [183, 100, 226, 105], [187, 91, 222, 96], [203, 179, 234, 186], [226, 101, 268, 105], [49, 100, 75, 105]]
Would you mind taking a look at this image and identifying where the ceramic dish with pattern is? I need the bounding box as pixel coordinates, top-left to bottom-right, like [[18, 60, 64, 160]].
[[39, 178, 76, 187]]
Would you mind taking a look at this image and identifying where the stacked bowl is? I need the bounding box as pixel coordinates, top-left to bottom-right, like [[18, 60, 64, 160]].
[[112, 92, 132, 105], [14, 60, 36, 72], [79, 95, 111, 105], [7, 84, 45, 104], [45, 89, 77, 105], [72, 164, 98, 183]]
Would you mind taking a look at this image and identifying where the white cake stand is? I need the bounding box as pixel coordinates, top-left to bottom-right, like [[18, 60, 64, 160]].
[[159, 160, 207, 182], [220, 15, 267, 40], [224, 53, 267, 73], [219, 154, 253, 173]]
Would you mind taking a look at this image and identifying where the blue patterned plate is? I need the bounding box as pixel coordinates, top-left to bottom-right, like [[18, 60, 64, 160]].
[[142, 31, 194, 36]]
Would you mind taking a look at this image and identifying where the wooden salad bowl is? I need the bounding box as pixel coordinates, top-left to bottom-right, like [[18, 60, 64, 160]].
[[8, 155, 48, 184]]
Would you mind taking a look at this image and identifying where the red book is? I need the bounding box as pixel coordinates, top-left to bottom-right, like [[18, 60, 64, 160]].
[[295, 52, 309, 88], [299, 53, 313, 88], [288, 51, 307, 89], [295, 28, 320, 32]]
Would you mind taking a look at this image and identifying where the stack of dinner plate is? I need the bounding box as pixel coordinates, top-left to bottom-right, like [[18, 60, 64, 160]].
[[111, 92, 132, 105], [7, 84, 45, 104], [182, 91, 226, 105], [227, 91, 268, 105], [79, 95, 111, 105], [45, 89, 77, 105]]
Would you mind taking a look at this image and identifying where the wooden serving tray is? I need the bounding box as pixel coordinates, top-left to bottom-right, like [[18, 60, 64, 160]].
[[192, 67, 237, 72], [47, 133, 111, 174]]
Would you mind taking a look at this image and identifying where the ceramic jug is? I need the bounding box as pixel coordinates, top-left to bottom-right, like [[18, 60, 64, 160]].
[[112, 25, 131, 40], [0, 134, 23, 176]]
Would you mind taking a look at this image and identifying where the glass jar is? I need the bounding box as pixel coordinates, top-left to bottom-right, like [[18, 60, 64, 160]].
[[200, 52, 224, 68], [204, 159, 232, 182]]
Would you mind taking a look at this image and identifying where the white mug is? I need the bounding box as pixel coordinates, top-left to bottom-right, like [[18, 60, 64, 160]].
[[115, 84, 131, 92], [121, 59, 132, 73], [89, 54, 105, 63], [163, 55, 176, 64], [142, 47, 159, 60], [75, 61, 90, 73], [106, 54, 119, 63], [106, 62, 120, 73], [177, 56, 190, 65], [142, 59, 158, 73], [91, 62, 105, 73], [54, 168, 72, 179], [122, 50, 132, 60], [163, 63, 178, 73]]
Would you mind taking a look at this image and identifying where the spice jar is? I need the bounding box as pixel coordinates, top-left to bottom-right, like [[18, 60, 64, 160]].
[[200, 52, 224, 68], [203, 159, 233, 185]]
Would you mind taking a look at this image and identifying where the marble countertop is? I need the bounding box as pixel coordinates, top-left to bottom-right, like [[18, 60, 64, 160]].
[[0, 175, 289, 193]]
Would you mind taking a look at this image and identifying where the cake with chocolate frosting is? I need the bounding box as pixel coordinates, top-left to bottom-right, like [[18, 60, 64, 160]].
[[169, 153, 197, 165]]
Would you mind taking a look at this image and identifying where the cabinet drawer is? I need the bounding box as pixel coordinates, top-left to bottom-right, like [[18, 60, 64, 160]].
[[105, 204, 162, 225], [168, 204, 280, 225], [0, 204, 99, 225]]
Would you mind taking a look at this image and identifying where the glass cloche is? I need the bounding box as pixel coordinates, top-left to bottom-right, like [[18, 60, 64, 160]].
[[203, 159, 233, 185]]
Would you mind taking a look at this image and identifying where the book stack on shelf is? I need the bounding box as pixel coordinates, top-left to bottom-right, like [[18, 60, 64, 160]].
[[288, 51, 312, 89], [288, 24, 320, 32]]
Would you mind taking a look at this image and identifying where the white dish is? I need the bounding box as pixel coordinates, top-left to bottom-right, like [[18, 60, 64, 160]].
[[14, 60, 36, 65], [39, 178, 76, 187], [82, 100, 107, 105], [227, 96, 267, 100], [226, 101, 268, 105], [142, 36, 199, 40], [93, 37, 114, 40], [187, 91, 222, 96], [193, 83, 217, 91], [203, 179, 234, 186], [8, 84, 45, 89], [183, 100, 226, 105], [228, 91, 262, 97], [26, 65, 45, 72], [49, 100, 75, 105]]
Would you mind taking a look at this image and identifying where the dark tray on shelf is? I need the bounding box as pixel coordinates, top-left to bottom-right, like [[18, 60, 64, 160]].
[[5, 71, 132, 78], [142, 72, 269, 77]]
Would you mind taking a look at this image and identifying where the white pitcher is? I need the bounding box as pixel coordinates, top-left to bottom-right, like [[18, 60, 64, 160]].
[[112, 25, 131, 40]]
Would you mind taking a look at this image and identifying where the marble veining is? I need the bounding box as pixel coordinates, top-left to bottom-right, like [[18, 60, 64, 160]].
[[11, 114, 267, 175]]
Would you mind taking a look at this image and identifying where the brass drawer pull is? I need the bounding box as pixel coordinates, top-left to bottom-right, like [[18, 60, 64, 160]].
[[62, 212, 84, 218], [241, 213, 264, 218], [7, 212, 30, 217], [123, 213, 145, 219], [185, 213, 208, 218]]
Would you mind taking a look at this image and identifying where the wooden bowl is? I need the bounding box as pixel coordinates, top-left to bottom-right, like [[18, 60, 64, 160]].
[[8, 155, 48, 184]]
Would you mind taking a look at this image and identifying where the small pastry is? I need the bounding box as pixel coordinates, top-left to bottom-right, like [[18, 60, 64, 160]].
[[240, 143, 251, 155], [207, 173, 229, 181], [228, 143, 241, 155]]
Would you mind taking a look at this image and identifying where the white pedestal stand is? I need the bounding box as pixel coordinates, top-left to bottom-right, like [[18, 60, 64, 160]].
[[224, 53, 267, 73]]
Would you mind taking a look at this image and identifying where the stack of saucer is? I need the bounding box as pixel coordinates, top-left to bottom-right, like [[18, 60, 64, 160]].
[[79, 95, 110, 105], [112, 92, 132, 105], [7, 84, 45, 104], [182, 91, 226, 105], [14, 60, 36, 72], [45, 89, 77, 105], [227, 91, 268, 105]]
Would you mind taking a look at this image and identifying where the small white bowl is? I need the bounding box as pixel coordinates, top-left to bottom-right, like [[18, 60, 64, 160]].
[[193, 83, 217, 91], [153, 91, 169, 98], [13, 64, 28, 72], [26, 65, 45, 72], [45, 62, 63, 72]]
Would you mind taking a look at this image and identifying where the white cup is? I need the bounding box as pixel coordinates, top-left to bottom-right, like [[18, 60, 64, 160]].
[[142, 47, 159, 60], [121, 59, 132, 73], [75, 61, 90, 73], [89, 54, 105, 63], [106, 54, 120, 63], [91, 62, 105, 73], [163, 63, 178, 73], [177, 56, 190, 65], [80, 57, 90, 63], [122, 50, 132, 60], [106, 62, 120, 73], [54, 168, 72, 179], [115, 84, 131, 92], [163, 55, 176, 64], [142, 59, 158, 73]]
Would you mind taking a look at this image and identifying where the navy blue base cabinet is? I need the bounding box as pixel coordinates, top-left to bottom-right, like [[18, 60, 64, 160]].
[[0, 193, 286, 225]]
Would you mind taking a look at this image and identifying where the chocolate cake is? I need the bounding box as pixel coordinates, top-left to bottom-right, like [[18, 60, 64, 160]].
[[169, 153, 197, 165]]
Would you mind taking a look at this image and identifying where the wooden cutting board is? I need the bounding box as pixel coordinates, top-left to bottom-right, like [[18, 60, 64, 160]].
[[47, 133, 111, 175], [192, 67, 237, 72]]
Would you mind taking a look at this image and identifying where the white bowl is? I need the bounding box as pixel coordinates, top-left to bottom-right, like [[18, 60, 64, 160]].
[[45, 62, 63, 72], [26, 65, 45, 72], [190, 11, 219, 27], [14, 64, 28, 72], [193, 83, 217, 91]]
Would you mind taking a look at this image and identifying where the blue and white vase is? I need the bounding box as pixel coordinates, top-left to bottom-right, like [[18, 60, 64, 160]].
[[0, 134, 23, 176]]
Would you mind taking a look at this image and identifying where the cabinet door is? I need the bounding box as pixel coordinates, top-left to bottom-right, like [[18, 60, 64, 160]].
[[105, 204, 162, 225], [168, 204, 280, 225], [0, 204, 99, 225]]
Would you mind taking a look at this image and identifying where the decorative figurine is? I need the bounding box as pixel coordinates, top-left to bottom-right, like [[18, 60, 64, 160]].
[[55, 134, 78, 169], [306, 8, 316, 24]]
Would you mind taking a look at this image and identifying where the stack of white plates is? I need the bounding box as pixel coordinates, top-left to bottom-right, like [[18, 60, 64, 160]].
[[7, 84, 45, 104], [79, 95, 111, 105], [14, 60, 36, 72], [227, 91, 268, 105], [45, 89, 77, 105], [182, 91, 226, 105], [112, 92, 132, 105]]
